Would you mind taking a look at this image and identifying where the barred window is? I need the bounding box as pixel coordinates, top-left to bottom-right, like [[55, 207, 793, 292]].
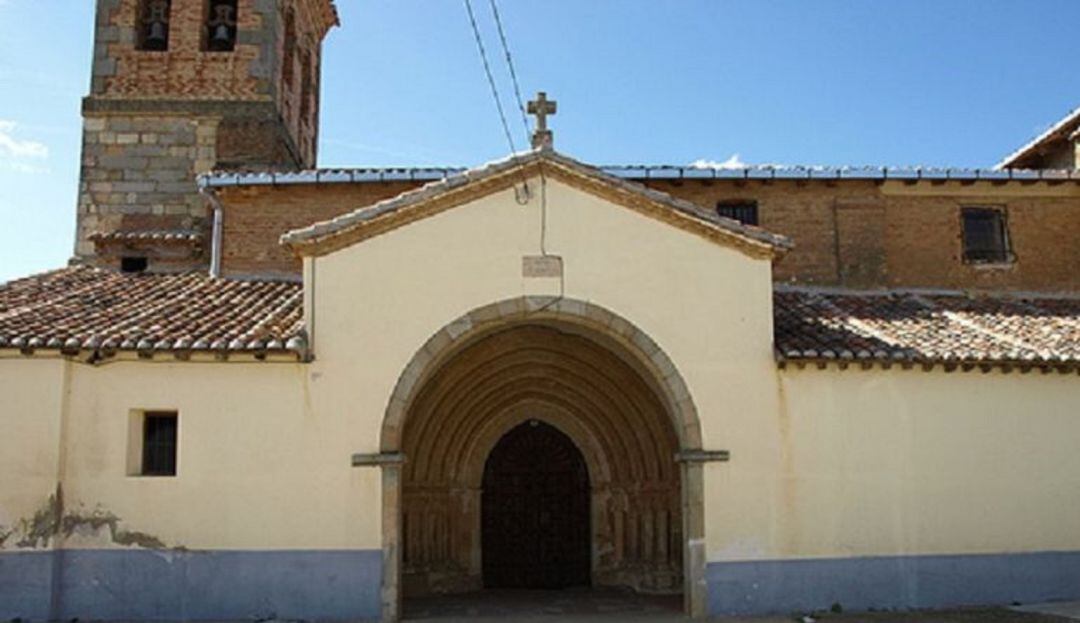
[[962, 207, 1012, 264], [716, 200, 759, 226]]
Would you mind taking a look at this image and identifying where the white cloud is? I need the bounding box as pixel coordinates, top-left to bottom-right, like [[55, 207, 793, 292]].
[[689, 154, 747, 170], [0, 120, 49, 172]]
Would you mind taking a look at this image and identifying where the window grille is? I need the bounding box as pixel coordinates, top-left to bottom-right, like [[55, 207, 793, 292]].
[[716, 200, 759, 226], [962, 207, 1012, 263]]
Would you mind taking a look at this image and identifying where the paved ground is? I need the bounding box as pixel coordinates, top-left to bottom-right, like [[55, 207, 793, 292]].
[[1014, 602, 1080, 620], [403, 589, 1074, 622]]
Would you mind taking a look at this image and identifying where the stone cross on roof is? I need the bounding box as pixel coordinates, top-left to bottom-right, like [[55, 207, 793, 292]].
[[527, 91, 557, 150]]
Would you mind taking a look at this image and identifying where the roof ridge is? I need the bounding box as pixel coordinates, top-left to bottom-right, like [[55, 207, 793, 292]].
[[996, 104, 1080, 169]]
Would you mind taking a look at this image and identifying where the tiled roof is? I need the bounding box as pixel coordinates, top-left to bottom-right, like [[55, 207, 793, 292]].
[[2, 268, 1078, 370], [0, 267, 303, 356], [996, 105, 1080, 169], [775, 288, 1080, 370]]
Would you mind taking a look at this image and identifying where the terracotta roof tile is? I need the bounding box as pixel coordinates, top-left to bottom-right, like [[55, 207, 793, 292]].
[[2, 268, 1078, 369], [0, 267, 303, 356], [774, 289, 1080, 368], [89, 230, 203, 244]]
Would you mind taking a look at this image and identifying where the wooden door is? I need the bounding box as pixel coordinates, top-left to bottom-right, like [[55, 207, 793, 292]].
[[482, 421, 591, 589]]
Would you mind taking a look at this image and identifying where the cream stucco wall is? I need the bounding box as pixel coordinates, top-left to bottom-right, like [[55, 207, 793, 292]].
[[0, 359, 65, 545], [705, 367, 1080, 563], [308, 176, 780, 548], [0, 358, 381, 551]]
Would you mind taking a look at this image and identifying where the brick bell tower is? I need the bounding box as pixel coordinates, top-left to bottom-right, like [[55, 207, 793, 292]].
[[76, 0, 338, 272]]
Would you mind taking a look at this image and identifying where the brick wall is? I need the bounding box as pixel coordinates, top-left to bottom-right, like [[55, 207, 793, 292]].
[[652, 179, 1080, 292], [218, 182, 420, 277], [93, 0, 276, 101], [214, 177, 1080, 292]]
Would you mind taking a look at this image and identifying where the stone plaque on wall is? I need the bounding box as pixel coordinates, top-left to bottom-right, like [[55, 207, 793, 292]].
[[523, 255, 563, 278]]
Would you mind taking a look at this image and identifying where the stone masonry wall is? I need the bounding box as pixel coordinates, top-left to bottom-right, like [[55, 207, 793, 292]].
[[216, 178, 1080, 292], [76, 114, 216, 263]]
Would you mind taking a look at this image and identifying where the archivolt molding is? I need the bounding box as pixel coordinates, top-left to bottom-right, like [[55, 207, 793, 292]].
[[380, 296, 703, 454]]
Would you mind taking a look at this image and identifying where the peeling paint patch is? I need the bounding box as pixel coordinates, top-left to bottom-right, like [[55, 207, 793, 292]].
[[61, 508, 176, 550], [0, 486, 181, 552], [9, 487, 64, 549]]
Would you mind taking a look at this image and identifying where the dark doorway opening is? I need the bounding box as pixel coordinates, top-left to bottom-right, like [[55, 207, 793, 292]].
[[482, 420, 591, 589]]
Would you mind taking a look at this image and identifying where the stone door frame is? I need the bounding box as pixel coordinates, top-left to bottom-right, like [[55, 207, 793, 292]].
[[376, 297, 714, 622]]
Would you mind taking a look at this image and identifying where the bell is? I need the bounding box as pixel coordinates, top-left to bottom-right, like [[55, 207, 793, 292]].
[[212, 23, 232, 45], [207, 4, 236, 51], [145, 20, 167, 49]]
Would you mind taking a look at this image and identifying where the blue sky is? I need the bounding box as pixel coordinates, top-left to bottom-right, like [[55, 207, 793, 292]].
[[1, 0, 1078, 281]]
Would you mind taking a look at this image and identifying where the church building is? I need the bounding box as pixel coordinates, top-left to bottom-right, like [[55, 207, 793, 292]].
[[2, 1, 1080, 621]]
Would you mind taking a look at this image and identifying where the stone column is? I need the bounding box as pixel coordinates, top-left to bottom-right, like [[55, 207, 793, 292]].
[[353, 452, 406, 623], [677, 449, 729, 618]]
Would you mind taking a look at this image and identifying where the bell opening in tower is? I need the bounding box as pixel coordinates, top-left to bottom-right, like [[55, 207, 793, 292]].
[[205, 0, 239, 52], [137, 0, 172, 52]]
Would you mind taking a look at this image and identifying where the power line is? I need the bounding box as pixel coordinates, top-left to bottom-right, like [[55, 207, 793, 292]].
[[488, 0, 532, 146], [463, 0, 519, 156]]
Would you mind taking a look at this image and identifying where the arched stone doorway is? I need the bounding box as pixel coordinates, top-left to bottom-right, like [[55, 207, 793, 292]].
[[377, 297, 709, 621]]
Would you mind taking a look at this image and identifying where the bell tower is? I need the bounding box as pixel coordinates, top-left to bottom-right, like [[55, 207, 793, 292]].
[[76, 0, 338, 271]]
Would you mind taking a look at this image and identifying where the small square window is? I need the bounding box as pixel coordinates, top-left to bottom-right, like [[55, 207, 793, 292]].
[[131, 411, 178, 476], [962, 207, 1012, 264], [716, 200, 759, 226]]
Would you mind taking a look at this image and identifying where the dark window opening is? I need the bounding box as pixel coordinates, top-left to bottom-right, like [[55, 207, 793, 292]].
[[962, 207, 1012, 263], [205, 0, 239, 52], [141, 412, 178, 476], [137, 0, 172, 51], [121, 256, 149, 273], [300, 49, 313, 123], [716, 200, 759, 226], [282, 9, 297, 89]]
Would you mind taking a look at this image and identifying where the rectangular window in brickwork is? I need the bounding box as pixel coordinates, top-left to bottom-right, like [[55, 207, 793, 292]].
[[140, 411, 179, 476], [137, 0, 172, 51], [716, 200, 759, 226], [283, 9, 297, 89], [962, 207, 1012, 263], [205, 0, 239, 52], [300, 49, 313, 123]]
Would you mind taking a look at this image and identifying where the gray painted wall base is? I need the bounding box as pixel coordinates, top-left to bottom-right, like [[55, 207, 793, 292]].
[[708, 550, 1080, 616], [0, 549, 382, 622]]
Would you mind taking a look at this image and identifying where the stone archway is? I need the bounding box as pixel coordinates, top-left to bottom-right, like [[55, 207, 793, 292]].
[[377, 297, 710, 621]]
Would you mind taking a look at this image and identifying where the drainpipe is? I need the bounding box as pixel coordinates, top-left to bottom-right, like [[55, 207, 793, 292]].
[[200, 186, 225, 278]]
